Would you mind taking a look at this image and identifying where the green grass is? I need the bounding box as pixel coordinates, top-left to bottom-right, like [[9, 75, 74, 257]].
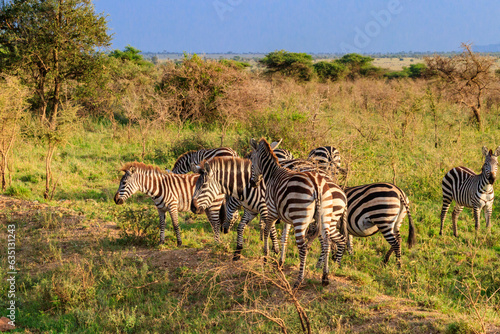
[[1, 95, 500, 333]]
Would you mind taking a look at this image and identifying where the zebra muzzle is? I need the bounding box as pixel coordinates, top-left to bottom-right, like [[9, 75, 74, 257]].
[[114, 193, 124, 205], [190, 199, 203, 215]]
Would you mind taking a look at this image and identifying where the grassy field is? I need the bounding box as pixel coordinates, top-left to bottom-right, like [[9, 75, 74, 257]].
[[1, 78, 500, 333]]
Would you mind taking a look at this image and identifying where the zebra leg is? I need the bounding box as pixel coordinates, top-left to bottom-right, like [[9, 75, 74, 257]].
[[473, 206, 482, 232], [451, 205, 463, 237], [204, 208, 221, 243], [347, 234, 354, 255], [262, 219, 277, 261], [167, 207, 182, 247], [485, 202, 493, 232], [233, 210, 258, 261], [320, 227, 331, 286], [383, 232, 402, 268], [279, 223, 291, 267], [293, 235, 309, 290], [440, 198, 452, 236], [270, 223, 280, 254], [158, 209, 167, 245]]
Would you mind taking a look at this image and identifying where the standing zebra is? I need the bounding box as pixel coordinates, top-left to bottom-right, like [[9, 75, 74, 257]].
[[308, 146, 342, 174], [343, 183, 416, 266], [248, 138, 347, 288], [114, 162, 224, 246], [189, 157, 281, 260], [440, 146, 500, 237], [169, 147, 238, 174]]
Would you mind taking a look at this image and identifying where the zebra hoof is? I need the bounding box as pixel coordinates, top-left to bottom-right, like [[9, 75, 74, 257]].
[[322, 275, 329, 287], [232, 254, 241, 261], [159, 240, 165, 246], [293, 280, 302, 290], [177, 240, 182, 247]]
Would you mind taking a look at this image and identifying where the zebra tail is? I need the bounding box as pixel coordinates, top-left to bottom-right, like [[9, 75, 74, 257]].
[[401, 195, 416, 249], [219, 200, 227, 233], [306, 191, 322, 248]]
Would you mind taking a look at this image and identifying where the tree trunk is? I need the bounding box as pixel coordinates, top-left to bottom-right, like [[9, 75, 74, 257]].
[[44, 142, 57, 199]]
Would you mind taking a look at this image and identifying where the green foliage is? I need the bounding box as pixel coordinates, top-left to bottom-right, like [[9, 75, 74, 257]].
[[109, 45, 153, 67], [4, 183, 31, 198], [219, 58, 251, 70], [116, 206, 159, 246], [313, 61, 348, 81], [260, 50, 314, 81], [385, 63, 428, 79]]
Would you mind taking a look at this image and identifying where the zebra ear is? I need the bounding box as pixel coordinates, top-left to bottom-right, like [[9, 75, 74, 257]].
[[129, 166, 136, 174], [250, 138, 258, 150], [270, 139, 282, 150], [482, 146, 489, 157], [190, 163, 201, 174], [494, 146, 500, 157]]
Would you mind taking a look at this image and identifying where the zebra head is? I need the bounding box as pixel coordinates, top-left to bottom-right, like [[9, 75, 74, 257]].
[[249, 138, 281, 188], [482, 146, 500, 184], [190, 161, 221, 214], [114, 165, 140, 205]]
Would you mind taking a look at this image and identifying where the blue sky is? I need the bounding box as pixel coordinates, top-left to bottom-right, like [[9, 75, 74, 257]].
[[92, 0, 500, 53]]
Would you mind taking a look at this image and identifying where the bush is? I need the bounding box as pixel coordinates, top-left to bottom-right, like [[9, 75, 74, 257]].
[[313, 61, 348, 81], [260, 50, 314, 81]]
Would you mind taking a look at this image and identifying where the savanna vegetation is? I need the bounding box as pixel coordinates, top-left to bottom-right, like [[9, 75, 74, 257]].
[[1, 0, 500, 333]]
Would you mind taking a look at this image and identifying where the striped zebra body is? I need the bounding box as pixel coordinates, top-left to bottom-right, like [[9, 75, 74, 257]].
[[273, 148, 294, 161], [440, 146, 500, 237], [249, 138, 347, 288], [343, 183, 416, 266], [308, 146, 342, 174], [114, 162, 224, 246], [170, 147, 238, 174], [190, 157, 280, 260]]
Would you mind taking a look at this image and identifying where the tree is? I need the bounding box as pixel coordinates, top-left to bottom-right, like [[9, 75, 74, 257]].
[[0, 0, 111, 198], [425, 43, 497, 129], [260, 50, 314, 81], [313, 61, 348, 82], [0, 76, 29, 191], [109, 45, 153, 67]]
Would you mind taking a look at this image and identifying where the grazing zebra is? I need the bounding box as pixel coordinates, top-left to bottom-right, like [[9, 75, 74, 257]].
[[114, 162, 224, 246], [308, 146, 342, 174], [440, 146, 500, 237], [343, 183, 416, 266], [248, 138, 347, 288], [169, 147, 238, 174], [273, 148, 294, 162], [189, 157, 281, 260]]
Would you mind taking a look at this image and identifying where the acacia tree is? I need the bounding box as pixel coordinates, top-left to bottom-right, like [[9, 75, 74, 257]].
[[426, 43, 497, 130], [0, 76, 29, 191], [0, 0, 111, 198]]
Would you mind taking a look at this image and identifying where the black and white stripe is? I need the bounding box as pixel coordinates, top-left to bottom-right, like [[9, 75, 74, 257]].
[[249, 138, 347, 288], [308, 146, 342, 174], [273, 148, 294, 161], [170, 147, 238, 174], [344, 183, 416, 266], [114, 162, 224, 246], [190, 157, 280, 260], [440, 146, 500, 237]]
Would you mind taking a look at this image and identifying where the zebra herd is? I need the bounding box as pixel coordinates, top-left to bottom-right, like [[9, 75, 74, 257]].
[[114, 139, 499, 289]]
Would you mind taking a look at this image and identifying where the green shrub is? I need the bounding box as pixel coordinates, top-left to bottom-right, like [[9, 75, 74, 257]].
[[313, 61, 348, 81], [260, 50, 314, 81]]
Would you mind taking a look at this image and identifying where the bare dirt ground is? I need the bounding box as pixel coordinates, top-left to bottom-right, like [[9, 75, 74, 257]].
[[1, 195, 499, 333]]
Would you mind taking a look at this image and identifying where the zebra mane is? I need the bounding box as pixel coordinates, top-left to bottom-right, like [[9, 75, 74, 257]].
[[258, 138, 280, 164], [120, 161, 167, 175], [175, 150, 198, 162]]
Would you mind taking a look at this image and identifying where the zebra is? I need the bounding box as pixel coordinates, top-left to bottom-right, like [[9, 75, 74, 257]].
[[273, 148, 294, 161], [189, 156, 281, 261], [440, 146, 500, 237], [248, 138, 347, 288], [307, 146, 344, 175], [169, 147, 238, 174], [114, 162, 224, 246], [342, 183, 416, 267]]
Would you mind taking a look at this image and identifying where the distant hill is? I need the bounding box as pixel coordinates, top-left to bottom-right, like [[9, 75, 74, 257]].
[[473, 43, 500, 53]]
